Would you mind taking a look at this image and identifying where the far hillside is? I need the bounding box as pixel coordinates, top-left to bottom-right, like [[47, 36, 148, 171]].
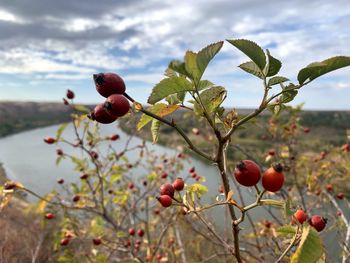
[[119, 108, 350, 162], [0, 101, 84, 138]]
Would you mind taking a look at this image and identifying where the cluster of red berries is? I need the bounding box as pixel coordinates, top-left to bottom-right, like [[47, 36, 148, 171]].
[[292, 209, 327, 232], [233, 160, 285, 192], [89, 73, 130, 124], [188, 167, 202, 181], [157, 178, 185, 207], [60, 231, 102, 247], [59, 230, 76, 246], [124, 228, 145, 253], [128, 228, 145, 237]]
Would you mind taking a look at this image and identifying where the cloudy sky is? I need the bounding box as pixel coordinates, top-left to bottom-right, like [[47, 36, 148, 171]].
[[0, 0, 349, 109]]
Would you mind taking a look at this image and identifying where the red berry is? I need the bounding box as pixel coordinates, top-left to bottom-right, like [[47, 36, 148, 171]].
[[192, 128, 200, 135], [161, 172, 168, 179], [325, 184, 333, 192], [128, 182, 134, 190], [292, 209, 308, 224], [303, 127, 311, 133], [337, 192, 345, 200], [56, 149, 63, 156], [80, 173, 89, 180], [153, 208, 160, 215], [128, 228, 135, 236], [157, 195, 172, 207], [3, 181, 17, 190], [173, 177, 185, 191], [233, 160, 261, 187], [45, 213, 55, 220], [177, 153, 184, 158], [93, 238, 102, 246], [63, 98, 69, 105], [64, 231, 73, 239], [72, 195, 80, 202], [320, 151, 327, 160], [93, 73, 126, 98], [90, 151, 99, 159], [44, 137, 56, 144], [264, 220, 272, 228], [309, 215, 327, 232], [109, 134, 120, 141], [189, 167, 195, 173], [66, 89, 75, 99], [342, 143, 350, 153], [160, 183, 175, 197], [268, 149, 275, 156], [336, 211, 342, 217], [57, 178, 64, 184], [73, 139, 82, 147], [195, 175, 202, 181], [191, 172, 197, 178], [89, 104, 118, 124], [262, 164, 284, 192], [60, 238, 70, 246], [137, 229, 144, 237], [104, 94, 130, 117]]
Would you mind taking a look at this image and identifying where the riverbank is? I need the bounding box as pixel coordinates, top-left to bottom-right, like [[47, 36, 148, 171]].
[[0, 101, 81, 138]]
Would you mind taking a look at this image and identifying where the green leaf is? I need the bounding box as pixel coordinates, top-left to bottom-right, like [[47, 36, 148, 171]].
[[151, 119, 161, 144], [137, 103, 179, 130], [164, 68, 177, 78], [284, 198, 294, 218], [281, 85, 298, 103], [56, 156, 63, 166], [166, 93, 182, 105], [277, 225, 297, 236], [168, 60, 190, 77], [196, 41, 224, 79], [298, 56, 350, 85], [266, 50, 282, 77], [186, 183, 208, 199], [268, 76, 289, 86], [291, 226, 324, 263], [273, 104, 286, 115], [147, 171, 157, 182], [227, 39, 266, 70], [74, 104, 90, 114], [56, 122, 68, 140], [260, 199, 285, 207], [194, 86, 226, 116], [185, 51, 200, 83], [116, 231, 127, 238], [198, 80, 215, 91], [70, 156, 86, 171], [184, 42, 223, 84], [148, 76, 193, 104], [238, 61, 264, 79]]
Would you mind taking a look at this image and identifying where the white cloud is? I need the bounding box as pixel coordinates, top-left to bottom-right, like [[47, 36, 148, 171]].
[[0, 0, 349, 108], [0, 9, 24, 23]]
